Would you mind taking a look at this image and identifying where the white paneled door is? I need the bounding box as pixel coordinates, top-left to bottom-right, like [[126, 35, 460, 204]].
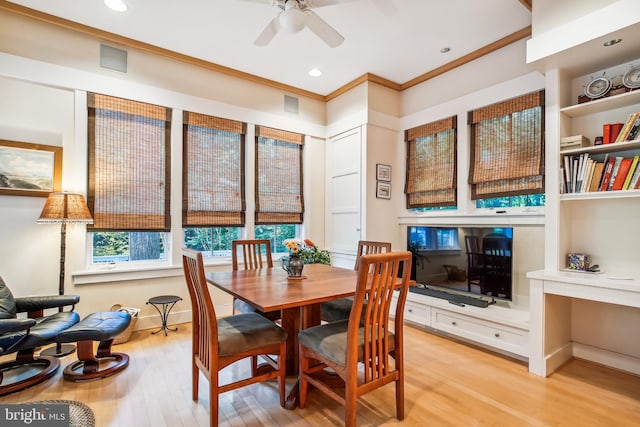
[[326, 128, 362, 258]]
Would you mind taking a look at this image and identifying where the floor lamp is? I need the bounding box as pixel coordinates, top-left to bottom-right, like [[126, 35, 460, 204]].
[[37, 192, 93, 357]]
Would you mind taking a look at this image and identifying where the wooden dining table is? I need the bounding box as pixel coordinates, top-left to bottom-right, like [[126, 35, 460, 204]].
[[205, 263, 358, 408]]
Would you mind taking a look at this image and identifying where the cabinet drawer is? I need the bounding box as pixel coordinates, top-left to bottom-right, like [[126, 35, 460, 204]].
[[432, 309, 528, 356], [391, 298, 429, 325]]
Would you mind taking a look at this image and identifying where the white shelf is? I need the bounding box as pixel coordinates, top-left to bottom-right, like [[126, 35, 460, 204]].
[[560, 189, 640, 201], [561, 89, 640, 118], [560, 140, 640, 156]]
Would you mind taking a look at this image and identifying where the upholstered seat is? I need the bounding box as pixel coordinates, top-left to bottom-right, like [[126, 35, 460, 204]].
[[299, 319, 396, 367], [56, 311, 131, 381], [0, 276, 80, 396]]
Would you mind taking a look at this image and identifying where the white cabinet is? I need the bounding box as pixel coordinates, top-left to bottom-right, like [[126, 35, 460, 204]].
[[391, 291, 529, 360], [530, 53, 640, 376]]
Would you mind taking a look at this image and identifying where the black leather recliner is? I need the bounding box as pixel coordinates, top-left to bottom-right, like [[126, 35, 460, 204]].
[[0, 276, 80, 396]]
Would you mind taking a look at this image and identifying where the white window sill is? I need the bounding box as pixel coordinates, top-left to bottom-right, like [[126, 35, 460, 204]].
[[72, 257, 232, 285]]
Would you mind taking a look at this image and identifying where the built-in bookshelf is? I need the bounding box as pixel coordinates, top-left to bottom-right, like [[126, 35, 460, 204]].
[[559, 85, 640, 199]]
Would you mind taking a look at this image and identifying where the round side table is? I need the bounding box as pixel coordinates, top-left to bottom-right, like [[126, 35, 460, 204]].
[[147, 295, 182, 336]]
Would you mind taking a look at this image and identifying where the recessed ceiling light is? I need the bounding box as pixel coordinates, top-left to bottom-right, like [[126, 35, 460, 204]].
[[308, 68, 322, 77], [603, 38, 622, 47], [104, 0, 128, 12], [440, 47, 451, 53]]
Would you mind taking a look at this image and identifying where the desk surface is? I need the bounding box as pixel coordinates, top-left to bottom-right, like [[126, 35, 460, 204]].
[[206, 263, 357, 312]]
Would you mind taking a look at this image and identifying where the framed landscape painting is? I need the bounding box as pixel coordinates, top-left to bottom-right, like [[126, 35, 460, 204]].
[[0, 140, 62, 197]]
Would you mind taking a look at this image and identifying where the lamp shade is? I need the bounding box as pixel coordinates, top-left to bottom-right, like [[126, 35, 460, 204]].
[[37, 193, 94, 224]]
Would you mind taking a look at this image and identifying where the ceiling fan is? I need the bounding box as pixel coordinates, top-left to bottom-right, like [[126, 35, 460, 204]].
[[240, 0, 349, 48]]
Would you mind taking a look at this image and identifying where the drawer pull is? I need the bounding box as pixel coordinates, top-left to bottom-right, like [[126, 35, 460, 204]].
[[451, 321, 457, 326], [494, 333, 500, 338]]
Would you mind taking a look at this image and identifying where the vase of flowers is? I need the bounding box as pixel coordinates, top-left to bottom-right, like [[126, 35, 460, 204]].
[[282, 238, 305, 277], [300, 239, 331, 265]]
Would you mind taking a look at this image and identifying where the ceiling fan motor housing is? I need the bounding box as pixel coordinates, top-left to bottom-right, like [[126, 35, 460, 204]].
[[280, 0, 307, 33]]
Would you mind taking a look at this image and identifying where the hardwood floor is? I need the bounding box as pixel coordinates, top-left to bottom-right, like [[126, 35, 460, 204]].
[[2, 322, 639, 426]]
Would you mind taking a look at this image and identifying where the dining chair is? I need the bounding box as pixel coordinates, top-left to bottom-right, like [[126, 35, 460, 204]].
[[298, 251, 412, 427], [181, 248, 287, 427], [231, 239, 280, 321], [321, 240, 392, 322]]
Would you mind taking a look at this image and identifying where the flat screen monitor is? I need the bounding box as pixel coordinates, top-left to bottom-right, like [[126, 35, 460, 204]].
[[407, 226, 513, 301]]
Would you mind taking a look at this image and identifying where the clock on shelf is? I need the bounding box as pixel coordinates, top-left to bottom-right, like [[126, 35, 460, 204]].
[[584, 76, 612, 99], [622, 64, 640, 89]]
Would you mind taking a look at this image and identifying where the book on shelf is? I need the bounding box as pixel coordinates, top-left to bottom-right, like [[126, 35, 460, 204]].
[[588, 162, 605, 192], [603, 123, 611, 144], [599, 156, 616, 191], [603, 123, 624, 144], [615, 112, 640, 142], [629, 159, 640, 189], [622, 155, 640, 190], [611, 158, 633, 191], [627, 116, 640, 141], [607, 156, 624, 191]]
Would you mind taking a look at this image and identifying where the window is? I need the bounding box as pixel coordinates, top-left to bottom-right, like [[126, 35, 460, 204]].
[[254, 224, 297, 253], [93, 231, 166, 263], [476, 194, 545, 208], [255, 126, 304, 224], [183, 227, 240, 257], [182, 111, 246, 257], [405, 116, 457, 209], [87, 93, 171, 264], [469, 90, 545, 201], [182, 111, 246, 227]]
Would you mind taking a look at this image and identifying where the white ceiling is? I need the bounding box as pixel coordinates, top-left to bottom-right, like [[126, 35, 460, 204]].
[[7, 0, 532, 96]]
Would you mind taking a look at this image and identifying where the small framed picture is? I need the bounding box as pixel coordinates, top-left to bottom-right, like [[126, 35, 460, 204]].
[[376, 181, 391, 199], [376, 163, 391, 182]]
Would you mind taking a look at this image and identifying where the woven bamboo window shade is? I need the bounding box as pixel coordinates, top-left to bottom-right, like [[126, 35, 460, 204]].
[[183, 112, 246, 227], [255, 126, 304, 224], [404, 116, 457, 208], [468, 90, 545, 199], [87, 93, 171, 231]]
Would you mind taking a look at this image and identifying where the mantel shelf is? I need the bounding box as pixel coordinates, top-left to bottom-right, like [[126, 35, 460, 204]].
[[561, 89, 640, 118]]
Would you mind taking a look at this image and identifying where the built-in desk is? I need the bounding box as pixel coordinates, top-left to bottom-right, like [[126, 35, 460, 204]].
[[527, 270, 640, 377]]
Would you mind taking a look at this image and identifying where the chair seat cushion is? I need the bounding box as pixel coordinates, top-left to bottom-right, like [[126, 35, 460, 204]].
[[320, 297, 353, 322], [233, 299, 281, 322], [16, 311, 80, 350], [298, 320, 395, 367], [218, 312, 287, 357], [56, 311, 131, 343]]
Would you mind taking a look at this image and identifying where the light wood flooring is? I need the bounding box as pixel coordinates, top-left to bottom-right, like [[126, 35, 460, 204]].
[[2, 322, 639, 426]]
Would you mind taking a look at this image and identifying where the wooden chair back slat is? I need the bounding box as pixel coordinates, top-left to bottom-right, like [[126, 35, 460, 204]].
[[354, 240, 392, 271], [232, 239, 273, 271]]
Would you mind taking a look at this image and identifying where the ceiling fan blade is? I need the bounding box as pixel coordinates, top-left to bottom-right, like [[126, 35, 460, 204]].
[[305, 0, 356, 8], [254, 17, 281, 46], [304, 10, 344, 48]]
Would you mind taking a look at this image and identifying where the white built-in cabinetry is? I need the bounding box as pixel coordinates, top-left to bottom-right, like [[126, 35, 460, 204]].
[[528, 53, 640, 376], [391, 292, 529, 360]]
